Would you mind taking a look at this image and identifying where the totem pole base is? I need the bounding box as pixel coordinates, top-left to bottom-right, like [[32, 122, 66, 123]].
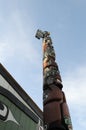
[[46, 123, 66, 130]]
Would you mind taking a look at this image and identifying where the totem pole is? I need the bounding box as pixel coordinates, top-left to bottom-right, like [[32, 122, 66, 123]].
[[35, 30, 73, 130]]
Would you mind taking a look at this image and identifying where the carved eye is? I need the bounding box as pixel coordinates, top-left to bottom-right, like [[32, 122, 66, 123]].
[[0, 102, 8, 121], [0, 101, 4, 110]]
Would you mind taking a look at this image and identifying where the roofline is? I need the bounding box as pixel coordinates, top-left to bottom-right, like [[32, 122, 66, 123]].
[[0, 63, 43, 119], [0, 86, 39, 123]]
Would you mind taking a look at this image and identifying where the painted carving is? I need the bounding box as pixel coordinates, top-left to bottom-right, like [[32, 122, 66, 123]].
[[0, 101, 19, 125], [37, 120, 44, 130]]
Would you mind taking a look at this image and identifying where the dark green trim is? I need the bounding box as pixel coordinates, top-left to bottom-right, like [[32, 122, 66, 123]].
[[0, 63, 43, 120], [0, 86, 39, 123]]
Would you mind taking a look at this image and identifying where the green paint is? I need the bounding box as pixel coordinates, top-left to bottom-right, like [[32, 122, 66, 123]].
[[0, 95, 37, 130], [64, 116, 72, 125]]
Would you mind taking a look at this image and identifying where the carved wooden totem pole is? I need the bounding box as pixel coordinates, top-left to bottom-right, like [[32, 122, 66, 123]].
[[35, 30, 73, 130]]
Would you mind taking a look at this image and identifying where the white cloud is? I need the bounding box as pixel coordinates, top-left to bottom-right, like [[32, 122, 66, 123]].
[[62, 66, 86, 130], [63, 66, 86, 106], [0, 40, 40, 67], [0, 42, 15, 62], [0, 10, 41, 66]]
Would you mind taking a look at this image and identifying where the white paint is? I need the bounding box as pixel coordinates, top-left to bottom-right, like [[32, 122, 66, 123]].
[[0, 103, 19, 125], [5, 109, 19, 125], [0, 104, 8, 117], [37, 120, 44, 130]]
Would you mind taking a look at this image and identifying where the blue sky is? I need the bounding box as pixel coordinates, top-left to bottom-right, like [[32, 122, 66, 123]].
[[0, 0, 86, 130]]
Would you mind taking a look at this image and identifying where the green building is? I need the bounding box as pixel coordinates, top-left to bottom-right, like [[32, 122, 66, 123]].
[[0, 63, 43, 130]]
